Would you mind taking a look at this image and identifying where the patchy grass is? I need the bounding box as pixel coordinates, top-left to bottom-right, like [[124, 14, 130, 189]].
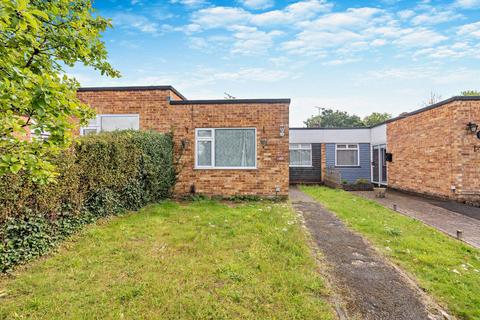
[[301, 186, 480, 320], [0, 200, 334, 320]]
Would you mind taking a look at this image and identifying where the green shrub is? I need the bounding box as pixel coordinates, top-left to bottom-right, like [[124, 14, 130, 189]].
[[355, 178, 370, 185], [0, 131, 175, 272]]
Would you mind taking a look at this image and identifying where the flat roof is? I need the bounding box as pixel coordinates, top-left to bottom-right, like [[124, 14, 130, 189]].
[[78, 85, 187, 101], [291, 96, 480, 130], [170, 98, 291, 105]]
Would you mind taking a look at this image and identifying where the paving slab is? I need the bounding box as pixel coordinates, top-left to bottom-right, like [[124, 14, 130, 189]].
[[353, 190, 480, 248], [290, 187, 447, 320]]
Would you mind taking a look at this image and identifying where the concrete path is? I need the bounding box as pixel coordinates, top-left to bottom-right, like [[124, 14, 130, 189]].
[[290, 187, 447, 320], [353, 190, 480, 248]]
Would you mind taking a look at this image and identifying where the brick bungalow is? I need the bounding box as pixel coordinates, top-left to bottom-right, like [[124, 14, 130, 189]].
[[77, 86, 290, 197], [387, 96, 480, 205], [289, 96, 480, 205]]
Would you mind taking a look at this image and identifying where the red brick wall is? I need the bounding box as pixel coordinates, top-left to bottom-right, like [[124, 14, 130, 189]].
[[387, 99, 480, 204], [78, 89, 290, 197]]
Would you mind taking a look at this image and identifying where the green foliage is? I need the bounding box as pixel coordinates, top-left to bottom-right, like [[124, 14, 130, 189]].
[[0, 131, 175, 272], [0, 0, 119, 183], [341, 179, 348, 185], [461, 90, 480, 96], [362, 112, 392, 127], [304, 108, 391, 128], [304, 108, 364, 128], [355, 178, 371, 185]]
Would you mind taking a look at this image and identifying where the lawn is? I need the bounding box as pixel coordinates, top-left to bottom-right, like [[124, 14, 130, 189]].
[[301, 186, 480, 320], [0, 200, 334, 320]]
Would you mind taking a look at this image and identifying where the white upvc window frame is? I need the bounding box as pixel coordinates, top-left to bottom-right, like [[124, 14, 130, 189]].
[[195, 128, 257, 170], [289, 143, 313, 167], [335, 143, 360, 167], [80, 114, 140, 135]]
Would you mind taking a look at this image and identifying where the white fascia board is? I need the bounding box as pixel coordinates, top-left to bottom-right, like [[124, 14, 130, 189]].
[[290, 128, 371, 144], [370, 124, 387, 145]]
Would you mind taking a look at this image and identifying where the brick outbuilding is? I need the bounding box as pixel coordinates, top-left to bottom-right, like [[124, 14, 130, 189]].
[[77, 86, 290, 197]]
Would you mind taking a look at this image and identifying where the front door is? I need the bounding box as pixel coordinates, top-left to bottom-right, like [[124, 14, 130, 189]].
[[372, 145, 387, 185]]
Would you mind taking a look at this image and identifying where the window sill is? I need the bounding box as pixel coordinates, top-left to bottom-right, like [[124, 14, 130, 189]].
[[289, 165, 313, 168], [335, 165, 361, 168]]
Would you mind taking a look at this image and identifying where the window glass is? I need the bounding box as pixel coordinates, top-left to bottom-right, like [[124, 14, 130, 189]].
[[195, 128, 256, 168], [100, 115, 139, 132], [197, 141, 212, 166], [289, 143, 312, 166], [197, 129, 212, 138], [336, 144, 359, 166], [215, 129, 255, 167]]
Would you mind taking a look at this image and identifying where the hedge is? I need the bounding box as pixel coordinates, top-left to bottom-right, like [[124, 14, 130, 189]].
[[0, 130, 176, 272]]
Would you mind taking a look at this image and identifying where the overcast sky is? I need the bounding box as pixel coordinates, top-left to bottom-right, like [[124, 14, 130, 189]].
[[72, 0, 480, 126]]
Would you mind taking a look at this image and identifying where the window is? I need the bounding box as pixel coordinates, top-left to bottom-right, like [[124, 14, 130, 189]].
[[289, 144, 312, 167], [335, 144, 359, 166], [195, 128, 256, 169], [80, 114, 140, 135]]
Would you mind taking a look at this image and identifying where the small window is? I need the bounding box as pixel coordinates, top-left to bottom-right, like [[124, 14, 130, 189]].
[[289, 144, 312, 167], [195, 128, 256, 169], [336, 144, 359, 166], [80, 114, 139, 135]]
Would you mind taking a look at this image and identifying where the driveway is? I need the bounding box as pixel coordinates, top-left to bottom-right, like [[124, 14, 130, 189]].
[[353, 190, 480, 248], [290, 187, 448, 320]]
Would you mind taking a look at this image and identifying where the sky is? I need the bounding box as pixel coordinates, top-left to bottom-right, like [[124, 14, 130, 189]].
[[72, 0, 480, 126]]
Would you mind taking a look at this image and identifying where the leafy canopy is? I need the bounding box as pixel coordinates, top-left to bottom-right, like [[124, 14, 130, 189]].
[[304, 108, 363, 128], [0, 0, 119, 183], [461, 90, 480, 96], [304, 108, 391, 128], [362, 112, 392, 127]]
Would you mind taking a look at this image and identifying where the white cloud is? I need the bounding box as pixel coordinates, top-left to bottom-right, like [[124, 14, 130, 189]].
[[393, 28, 447, 47], [192, 6, 251, 28], [191, 1, 332, 30], [252, 0, 332, 25], [410, 10, 463, 25], [229, 25, 284, 55], [113, 13, 160, 34], [398, 10, 415, 19], [240, 0, 274, 10], [457, 21, 480, 38], [281, 7, 388, 55], [371, 39, 387, 46], [454, 0, 480, 8], [170, 0, 206, 7]]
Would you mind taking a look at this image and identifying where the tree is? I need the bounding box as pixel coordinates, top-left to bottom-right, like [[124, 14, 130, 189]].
[[461, 90, 480, 96], [0, 0, 119, 183], [363, 112, 392, 127], [422, 91, 442, 107], [304, 108, 364, 128]]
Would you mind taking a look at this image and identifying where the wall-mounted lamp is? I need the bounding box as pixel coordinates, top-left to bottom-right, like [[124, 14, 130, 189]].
[[260, 138, 268, 147], [279, 126, 285, 137], [466, 122, 478, 133]]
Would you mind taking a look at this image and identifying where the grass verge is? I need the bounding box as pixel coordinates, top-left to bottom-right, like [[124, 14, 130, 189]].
[[0, 200, 334, 320], [301, 186, 480, 320]]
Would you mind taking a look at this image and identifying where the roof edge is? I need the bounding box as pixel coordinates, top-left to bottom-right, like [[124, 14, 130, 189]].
[[170, 98, 291, 105], [384, 95, 480, 125], [290, 127, 370, 130], [78, 85, 187, 100]]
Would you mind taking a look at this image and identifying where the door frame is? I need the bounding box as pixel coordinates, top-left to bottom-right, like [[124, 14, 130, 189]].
[[371, 144, 387, 186]]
